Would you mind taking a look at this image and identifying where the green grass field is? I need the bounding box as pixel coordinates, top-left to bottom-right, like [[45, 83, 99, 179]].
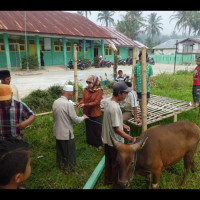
[[23, 70, 200, 189]]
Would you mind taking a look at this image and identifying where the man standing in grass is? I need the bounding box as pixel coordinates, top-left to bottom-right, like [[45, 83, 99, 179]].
[[133, 52, 153, 112], [102, 81, 137, 189], [52, 85, 88, 172]]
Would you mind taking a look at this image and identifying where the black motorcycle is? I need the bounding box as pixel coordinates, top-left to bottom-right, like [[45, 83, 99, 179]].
[[67, 58, 74, 69], [148, 57, 155, 65], [82, 60, 91, 69], [77, 59, 85, 70], [126, 56, 132, 65], [67, 59, 85, 70], [118, 56, 126, 65]]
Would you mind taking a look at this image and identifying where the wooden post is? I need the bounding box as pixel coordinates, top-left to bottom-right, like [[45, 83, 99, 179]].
[[173, 112, 177, 122], [74, 44, 79, 114], [132, 46, 138, 90], [109, 43, 118, 80], [113, 50, 118, 80], [141, 47, 147, 134]]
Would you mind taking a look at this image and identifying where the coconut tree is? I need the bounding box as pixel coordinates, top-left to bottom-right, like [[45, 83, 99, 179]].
[[145, 12, 163, 42], [169, 11, 196, 36], [189, 11, 200, 36], [77, 11, 91, 19], [97, 11, 115, 27], [115, 11, 146, 40]]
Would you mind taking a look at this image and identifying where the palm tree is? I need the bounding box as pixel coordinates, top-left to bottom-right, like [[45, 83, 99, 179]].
[[97, 11, 115, 27], [189, 11, 200, 36], [146, 12, 163, 42], [77, 11, 91, 19], [169, 11, 196, 36], [115, 11, 146, 40]]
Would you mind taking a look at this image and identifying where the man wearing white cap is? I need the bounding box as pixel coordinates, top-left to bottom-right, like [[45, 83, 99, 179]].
[[52, 84, 88, 172]]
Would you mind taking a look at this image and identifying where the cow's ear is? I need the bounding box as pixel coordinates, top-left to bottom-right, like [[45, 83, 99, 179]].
[[110, 135, 121, 150]]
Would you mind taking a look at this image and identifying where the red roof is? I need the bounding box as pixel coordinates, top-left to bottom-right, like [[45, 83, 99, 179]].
[[100, 26, 139, 47], [0, 11, 114, 39]]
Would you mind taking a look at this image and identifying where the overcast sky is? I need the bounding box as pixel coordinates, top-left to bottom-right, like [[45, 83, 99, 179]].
[[68, 11, 177, 36]]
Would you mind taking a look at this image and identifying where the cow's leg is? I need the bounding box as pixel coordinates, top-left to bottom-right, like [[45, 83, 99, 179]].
[[151, 169, 161, 189], [145, 173, 151, 189], [191, 161, 197, 173], [182, 150, 196, 186]]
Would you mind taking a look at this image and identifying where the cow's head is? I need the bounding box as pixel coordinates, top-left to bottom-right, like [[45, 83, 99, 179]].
[[111, 134, 148, 189]]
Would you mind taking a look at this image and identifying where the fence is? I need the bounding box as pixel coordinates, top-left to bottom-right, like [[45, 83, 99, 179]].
[[149, 54, 195, 65]]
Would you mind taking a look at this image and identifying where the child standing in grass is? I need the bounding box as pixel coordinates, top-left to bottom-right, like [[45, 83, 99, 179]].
[[192, 57, 200, 107]]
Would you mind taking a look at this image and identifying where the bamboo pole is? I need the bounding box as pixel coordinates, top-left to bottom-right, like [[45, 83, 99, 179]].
[[113, 50, 118, 80], [74, 44, 79, 114], [35, 111, 52, 116], [141, 47, 147, 134], [132, 46, 138, 90]]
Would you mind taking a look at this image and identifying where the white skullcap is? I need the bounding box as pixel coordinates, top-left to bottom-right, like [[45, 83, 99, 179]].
[[63, 85, 73, 92]]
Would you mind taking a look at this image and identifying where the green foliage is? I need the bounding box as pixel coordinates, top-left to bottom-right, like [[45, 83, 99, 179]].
[[78, 55, 90, 63], [151, 70, 193, 101], [22, 82, 83, 114], [21, 55, 39, 69], [22, 85, 62, 114]]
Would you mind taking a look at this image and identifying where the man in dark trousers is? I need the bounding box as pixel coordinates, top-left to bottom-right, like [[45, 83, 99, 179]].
[[102, 81, 137, 189], [40, 51, 44, 67]]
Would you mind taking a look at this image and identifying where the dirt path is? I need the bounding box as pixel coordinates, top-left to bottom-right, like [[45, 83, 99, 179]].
[[10, 63, 195, 98]]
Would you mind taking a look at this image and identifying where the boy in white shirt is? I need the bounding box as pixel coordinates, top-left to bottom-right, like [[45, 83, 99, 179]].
[[120, 82, 142, 124]]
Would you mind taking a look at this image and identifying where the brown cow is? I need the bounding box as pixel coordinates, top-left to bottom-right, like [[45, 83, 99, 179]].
[[112, 120, 200, 189]]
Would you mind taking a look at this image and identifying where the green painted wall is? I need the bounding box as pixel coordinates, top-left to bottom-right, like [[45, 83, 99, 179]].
[[0, 34, 132, 68], [149, 54, 195, 65]]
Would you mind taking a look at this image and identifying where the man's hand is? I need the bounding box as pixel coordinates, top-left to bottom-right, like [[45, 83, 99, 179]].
[[123, 124, 130, 132], [135, 118, 142, 123], [16, 121, 28, 130], [78, 103, 85, 108], [83, 114, 89, 119], [130, 136, 138, 144]]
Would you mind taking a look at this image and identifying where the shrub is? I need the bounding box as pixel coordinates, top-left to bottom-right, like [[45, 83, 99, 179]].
[[22, 83, 84, 114], [21, 55, 39, 69]]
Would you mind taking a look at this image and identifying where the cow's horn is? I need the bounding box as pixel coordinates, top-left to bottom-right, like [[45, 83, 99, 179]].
[[131, 132, 148, 151], [110, 135, 121, 150]]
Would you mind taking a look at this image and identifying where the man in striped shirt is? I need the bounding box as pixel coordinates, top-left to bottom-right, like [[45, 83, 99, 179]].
[[0, 84, 35, 141]]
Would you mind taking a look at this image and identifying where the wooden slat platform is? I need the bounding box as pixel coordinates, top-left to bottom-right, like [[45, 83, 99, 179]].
[[101, 94, 197, 127]]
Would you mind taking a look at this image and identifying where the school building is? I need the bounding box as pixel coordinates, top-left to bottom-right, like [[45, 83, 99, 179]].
[[0, 11, 138, 71]]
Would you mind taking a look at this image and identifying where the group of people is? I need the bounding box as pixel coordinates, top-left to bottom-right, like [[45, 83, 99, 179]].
[[52, 51, 154, 189], [1, 52, 200, 189]]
